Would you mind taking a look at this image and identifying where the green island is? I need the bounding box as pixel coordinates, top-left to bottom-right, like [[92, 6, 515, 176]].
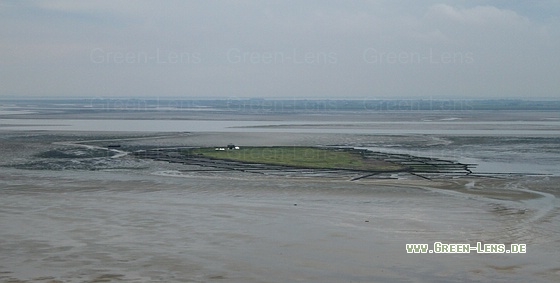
[[183, 146, 405, 172]]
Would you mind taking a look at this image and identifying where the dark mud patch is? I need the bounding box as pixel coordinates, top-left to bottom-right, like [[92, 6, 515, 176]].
[[36, 148, 117, 159], [7, 155, 149, 171]]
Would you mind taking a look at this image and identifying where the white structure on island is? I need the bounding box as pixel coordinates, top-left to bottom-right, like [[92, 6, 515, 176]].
[[215, 144, 240, 151]]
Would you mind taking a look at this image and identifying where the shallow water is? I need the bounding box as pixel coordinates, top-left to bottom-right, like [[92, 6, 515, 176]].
[[2, 116, 560, 136]]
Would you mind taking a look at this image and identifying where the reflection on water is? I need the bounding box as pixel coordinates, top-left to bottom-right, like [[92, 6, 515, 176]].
[[2, 118, 560, 136], [0, 119, 269, 132]]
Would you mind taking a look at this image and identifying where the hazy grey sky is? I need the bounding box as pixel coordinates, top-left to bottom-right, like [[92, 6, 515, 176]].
[[1, 0, 559, 99]]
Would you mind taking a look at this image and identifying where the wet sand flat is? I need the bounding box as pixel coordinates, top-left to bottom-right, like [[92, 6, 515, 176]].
[[0, 169, 557, 282], [1, 171, 559, 282]]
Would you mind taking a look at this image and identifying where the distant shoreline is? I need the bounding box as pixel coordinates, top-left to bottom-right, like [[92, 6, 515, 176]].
[[3, 98, 560, 112]]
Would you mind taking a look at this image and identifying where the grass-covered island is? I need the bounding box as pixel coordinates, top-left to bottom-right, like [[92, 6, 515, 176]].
[[183, 146, 405, 172], [133, 145, 473, 177]]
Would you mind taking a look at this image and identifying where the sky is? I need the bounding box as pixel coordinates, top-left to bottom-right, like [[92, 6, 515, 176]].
[[1, 0, 559, 99]]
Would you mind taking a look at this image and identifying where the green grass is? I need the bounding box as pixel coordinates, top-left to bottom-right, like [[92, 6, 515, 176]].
[[184, 146, 404, 172]]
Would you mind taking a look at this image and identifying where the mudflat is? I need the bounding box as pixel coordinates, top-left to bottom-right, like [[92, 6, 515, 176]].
[[1, 128, 559, 283]]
